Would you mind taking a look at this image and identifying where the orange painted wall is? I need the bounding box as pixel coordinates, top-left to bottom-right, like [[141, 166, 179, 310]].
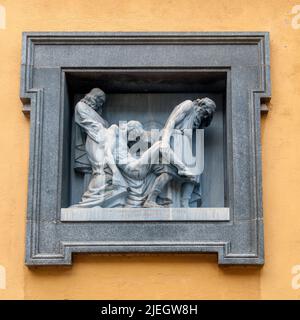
[[0, 0, 300, 299]]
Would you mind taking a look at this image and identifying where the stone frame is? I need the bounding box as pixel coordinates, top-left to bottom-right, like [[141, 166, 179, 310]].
[[21, 32, 270, 265]]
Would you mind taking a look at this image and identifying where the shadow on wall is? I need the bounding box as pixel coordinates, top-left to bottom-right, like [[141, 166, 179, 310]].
[[24, 254, 262, 298], [26, 253, 262, 276], [0, 5, 6, 30], [0, 265, 6, 290]]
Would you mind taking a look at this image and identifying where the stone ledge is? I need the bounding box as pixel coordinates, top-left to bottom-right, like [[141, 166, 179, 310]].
[[61, 207, 230, 221]]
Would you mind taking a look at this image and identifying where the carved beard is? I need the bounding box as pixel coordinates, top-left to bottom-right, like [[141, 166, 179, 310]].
[[199, 110, 214, 128], [81, 95, 104, 113]]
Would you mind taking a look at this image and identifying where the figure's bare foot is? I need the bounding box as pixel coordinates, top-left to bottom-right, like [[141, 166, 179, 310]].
[[180, 199, 190, 208], [143, 200, 164, 208]]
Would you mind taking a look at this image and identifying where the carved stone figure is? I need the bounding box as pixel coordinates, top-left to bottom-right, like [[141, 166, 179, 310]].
[[144, 98, 216, 207], [73, 90, 107, 174], [71, 88, 216, 209], [73, 88, 128, 208], [108, 120, 190, 208]]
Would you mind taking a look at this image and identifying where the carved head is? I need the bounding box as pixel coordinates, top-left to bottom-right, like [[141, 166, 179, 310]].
[[126, 120, 145, 141], [82, 88, 106, 112], [193, 97, 216, 129]]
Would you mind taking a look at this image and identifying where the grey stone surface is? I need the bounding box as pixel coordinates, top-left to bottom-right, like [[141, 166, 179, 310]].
[[20, 32, 271, 266], [61, 207, 230, 221]]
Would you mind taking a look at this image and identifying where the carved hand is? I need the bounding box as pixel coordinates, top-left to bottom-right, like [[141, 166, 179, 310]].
[[160, 143, 171, 157]]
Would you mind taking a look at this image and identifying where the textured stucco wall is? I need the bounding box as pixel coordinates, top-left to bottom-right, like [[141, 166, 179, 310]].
[[0, 0, 300, 299]]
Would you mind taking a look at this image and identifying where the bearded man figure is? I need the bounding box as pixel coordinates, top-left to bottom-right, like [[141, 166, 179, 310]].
[[143, 97, 216, 208], [73, 88, 128, 208]]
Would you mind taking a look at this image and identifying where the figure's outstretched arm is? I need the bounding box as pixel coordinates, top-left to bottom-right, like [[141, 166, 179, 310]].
[[125, 141, 161, 173], [129, 139, 192, 177], [161, 101, 193, 147]]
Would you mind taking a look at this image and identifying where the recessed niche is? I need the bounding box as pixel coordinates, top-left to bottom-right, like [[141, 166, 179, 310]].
[[60, 70, 227, 210]]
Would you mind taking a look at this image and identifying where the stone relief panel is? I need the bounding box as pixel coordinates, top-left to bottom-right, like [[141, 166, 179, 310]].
[[21, 32, 270, 265], [69, 88, 215, 210]]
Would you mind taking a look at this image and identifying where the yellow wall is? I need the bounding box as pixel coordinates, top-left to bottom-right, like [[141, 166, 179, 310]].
[[0, 0, 300, 300]]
